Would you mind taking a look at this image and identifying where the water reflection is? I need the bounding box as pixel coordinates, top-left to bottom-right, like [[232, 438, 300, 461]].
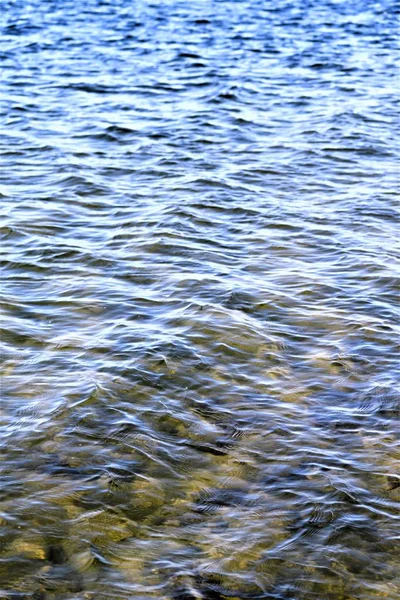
[[1, 0, 399, 597]]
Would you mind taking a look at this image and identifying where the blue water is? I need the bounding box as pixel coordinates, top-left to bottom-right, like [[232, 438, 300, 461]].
[[1, 0, 399, 598]]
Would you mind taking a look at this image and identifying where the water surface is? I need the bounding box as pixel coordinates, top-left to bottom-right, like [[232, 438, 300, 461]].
[[1, 0, 400, 598]]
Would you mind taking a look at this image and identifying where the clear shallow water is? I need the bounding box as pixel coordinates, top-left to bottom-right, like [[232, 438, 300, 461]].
[[1, 0, 399, 598]]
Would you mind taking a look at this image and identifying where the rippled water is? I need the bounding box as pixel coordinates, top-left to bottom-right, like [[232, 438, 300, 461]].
[[1, 0, 400, 598]]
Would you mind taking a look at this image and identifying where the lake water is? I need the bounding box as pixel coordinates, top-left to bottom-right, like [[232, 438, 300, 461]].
[[1, 0, 399, 598]]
